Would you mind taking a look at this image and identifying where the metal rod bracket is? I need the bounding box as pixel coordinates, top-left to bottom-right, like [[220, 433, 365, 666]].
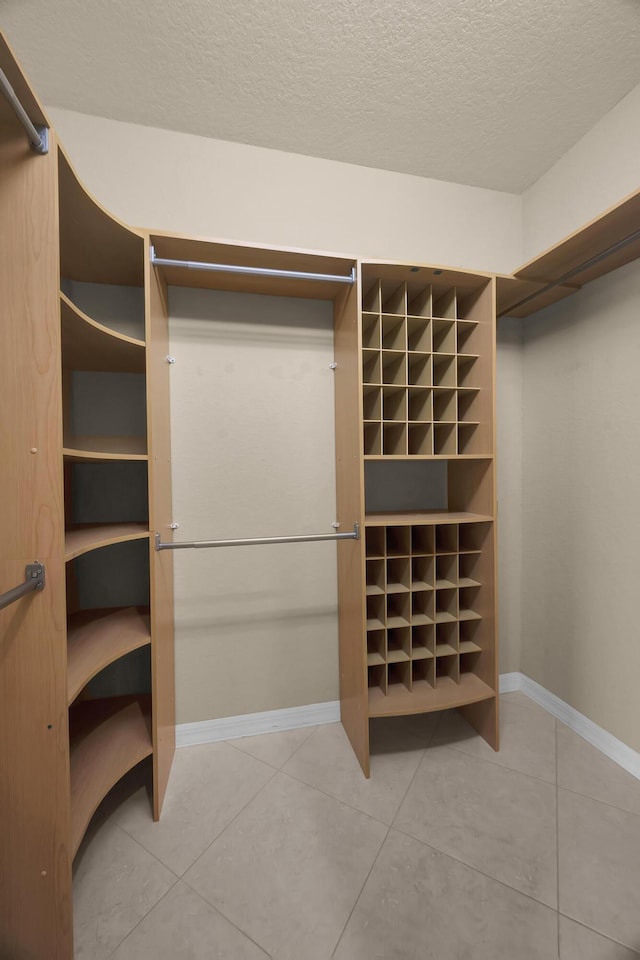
[[0, 562, 45, 611]]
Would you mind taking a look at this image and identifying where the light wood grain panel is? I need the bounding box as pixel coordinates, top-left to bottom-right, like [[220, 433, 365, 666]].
[[0, 114, 72, 959], [60, 293, 145, 372], [64, 523, 150, 561], [334, 273, 369, 776], [67, 607, 151, 705], [58, 147, 144, 286], [69, 696, 152, 855], [145, 237, 175, 817], [0, 33, 49, 129], [369, 674, 495, 717], [495, 275, 579, 318], [365, 510, 493, 526]]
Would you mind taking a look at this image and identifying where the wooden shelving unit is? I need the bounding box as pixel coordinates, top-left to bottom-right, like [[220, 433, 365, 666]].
[[336, 261, 498, 777], [67, 607, 151, 704]]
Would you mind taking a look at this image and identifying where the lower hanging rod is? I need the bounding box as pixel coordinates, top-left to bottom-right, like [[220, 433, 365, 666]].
[[150, 246, 355, 285], [155, 523, 359, 551]]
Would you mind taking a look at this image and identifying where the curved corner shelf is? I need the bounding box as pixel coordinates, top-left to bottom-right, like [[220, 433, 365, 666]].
[[63, 435, 148, 461], [69, 695, 152, 856], [60, 292, 145, 373], [65, 523, 150, 561], [67, 607, 151, 705], [368, 673, 494, 718]]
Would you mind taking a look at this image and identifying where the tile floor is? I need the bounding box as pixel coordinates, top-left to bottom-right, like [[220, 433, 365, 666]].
[[73, 692, 640, 959]]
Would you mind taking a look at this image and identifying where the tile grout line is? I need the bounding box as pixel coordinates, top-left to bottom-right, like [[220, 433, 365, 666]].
[[555, 782, 640, 820], [558, 912, 640, 955], [329, 716, 442, 959], [226, 722, 318, 773]]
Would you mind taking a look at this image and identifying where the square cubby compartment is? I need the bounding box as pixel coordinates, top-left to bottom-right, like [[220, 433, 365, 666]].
[[381, 282, 406, 316], [366, 558, 385, 595], [457, 387, 480, 422], [362, 350, 381, 384], [386, 526, 410, 556], [367, 630, 386, 666], [456, 319, 479, 353], [386, 556, 411, 593], [435, 621, 459, 657], [382, 315, 406, 351], [408, 423, 432, 456], [457, 354, 479, 388], [387, 626, 411, 662], [432, 319, 456, 354], [366, 594, 385, 631], [412, 657, 435, 688], [434, 422, 456, 455], [407, 353, 431, 387], [436, 655, 459, 684], [458, 585, 481, 623], [457, 422, 480, 455], [407, 317, 431, 351], [368, 662, 387, 692], [407, 283, 432, 320], [363, 422, 382, 455], [436, 554, 458, 589], [433, 355, 456, 388], [458, 552, 481, 587], [363, 386, 382, 421], [366, 527, 386, 558], [411, 591, 434, 625], [433, 288, 457, 320], [411, 624, 434, 659], [408, 387, 432, 423], [412, 555, 434, 590], [362, 313, 381, 350], [459, 650, 482, 677], [386, 593, 410, 628], [412, 525, 434, 555], [435, 587, 457, 623], [388, 660, 411, 691], [458, 522, 491, 553], [383, 423, 406, 455], [382, 386, 406, 422], [435, 524, 458, 554], [433, 389, 456, 423], [381, 351, 406, 386], [459, 618, 482, 655], [362, 280, 381, 313]]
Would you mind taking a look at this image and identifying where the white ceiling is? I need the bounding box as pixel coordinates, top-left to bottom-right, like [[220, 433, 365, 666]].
[[2, 0, 640, 193]]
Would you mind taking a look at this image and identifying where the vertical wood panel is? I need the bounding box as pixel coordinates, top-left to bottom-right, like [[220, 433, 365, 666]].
[[0, 122, 73, 958], [144, 238, 175, 817], [334, 275, 369, 776]]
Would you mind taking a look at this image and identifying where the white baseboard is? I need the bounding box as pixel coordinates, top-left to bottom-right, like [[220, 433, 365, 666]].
[[176, 675, 640, 782], [501, 671, 640, 781], [176, 699, 341, 748]]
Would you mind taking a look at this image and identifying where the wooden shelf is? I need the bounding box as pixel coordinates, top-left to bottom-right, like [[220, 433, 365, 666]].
[[69, 696, 152, 856], [368, 673, 495, 718], [365, 511, 493, 526], [67, 607, 151, 705], [65, 523, 150, 561], [63, 436, 148, 461], [60, 293, 145, 373]]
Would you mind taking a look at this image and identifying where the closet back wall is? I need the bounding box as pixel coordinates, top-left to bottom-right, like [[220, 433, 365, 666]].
[[49, 107, 524, 719]]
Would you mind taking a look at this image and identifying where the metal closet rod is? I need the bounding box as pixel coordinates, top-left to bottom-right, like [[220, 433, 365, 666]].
[[508, 225, 640, 314], [150, 246, 355, 285], [0, 66, 48, 154], [155, 523, 360, 551]]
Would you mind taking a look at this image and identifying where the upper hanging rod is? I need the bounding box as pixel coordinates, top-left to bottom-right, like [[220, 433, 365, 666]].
[[507, 226, 640, 315], [0, 66, 48, 154], [150, 246, 355, 285], [155, 523, 359, 551]]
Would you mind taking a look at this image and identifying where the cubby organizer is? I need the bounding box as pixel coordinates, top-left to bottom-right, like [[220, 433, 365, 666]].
[[364, 520, 493, 716], [361, 273, 494, 457]]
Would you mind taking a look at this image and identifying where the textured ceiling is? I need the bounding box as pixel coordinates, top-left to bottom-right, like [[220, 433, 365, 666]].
[[1, 0, 640, 193]]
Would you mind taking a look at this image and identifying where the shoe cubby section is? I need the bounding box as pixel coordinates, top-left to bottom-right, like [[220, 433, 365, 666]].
[[365, 520, 496, 716], [361, 269, 493, 457]]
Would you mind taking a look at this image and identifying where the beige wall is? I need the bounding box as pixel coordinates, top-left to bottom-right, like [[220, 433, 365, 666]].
[[48, 106, 525, 724], [521, 259, 640, 751], [522, 80, 640, 261]]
